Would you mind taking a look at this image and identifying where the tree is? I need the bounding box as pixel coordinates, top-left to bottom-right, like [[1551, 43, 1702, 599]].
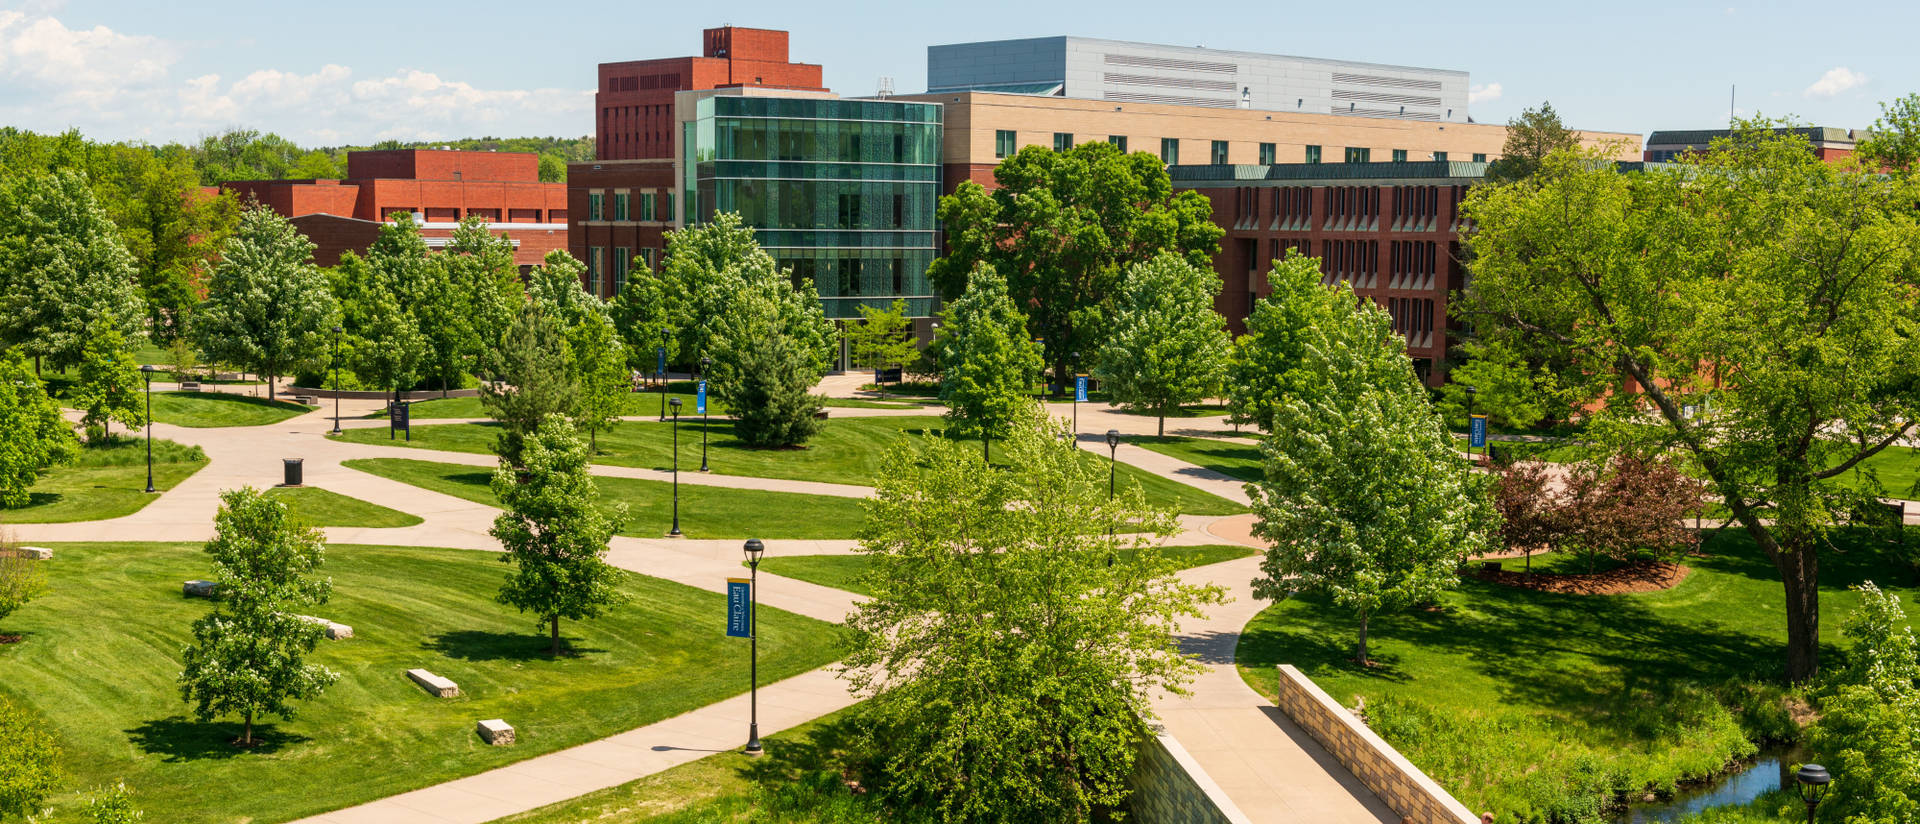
[[0, 547, 49, 634], [608, 271, 680, 377], [0, 694, 60, 820], [1248, 281, 1495, 664], [0, 170, 145, 371], [1226, 252, 1344, 433], [1492, 459, 1565, 574], [1806, 583, 1920, 822], [1858, 93, 1920, 173], [844, 409, 1224, 822], [87, 143, 239, 346], [1460, 128, 1920, 682], [927, 141, 1223, 392], [525, 250, 606, 334], [481, 305, 577, 466], [844, 298, 918, 376], [0, 352, 77, 509], [1434, 339, 1569, 431], [660, 214, 834, 389], [490, 415, 627, 656], [194, 207, 337, 399], [1558, 456, 1704, 573], [938, 265, 1045, 459], [178, 487, 340, 747], [1094, 252, 1231, 436], [443, 217, 525, 380], [71, 327, 148, 443], [353, 293, 427, 408], [1484, 101, 1580, 184], [570, 311, 627, 453], [729, 333, 825, 447]]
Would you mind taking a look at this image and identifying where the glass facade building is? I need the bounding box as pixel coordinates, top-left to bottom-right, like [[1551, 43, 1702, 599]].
[[682, 95, 943, 318]]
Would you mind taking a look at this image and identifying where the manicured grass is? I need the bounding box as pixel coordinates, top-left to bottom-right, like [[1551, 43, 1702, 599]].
[[332, 417, 1244, 516], [341, 458, 869, 539], [149, 391, 311, 427], [759, 544, 1258, 598], [820, 397, 930, 409], [0, 542, 845, 824], [0, 438, 207, 523], [387, 390, 723, 421], [1130, 435, 1264, 483], [263, 486, 424, 528], [1236, 528, 1917, 820], [1831, 443, 1920, 499]]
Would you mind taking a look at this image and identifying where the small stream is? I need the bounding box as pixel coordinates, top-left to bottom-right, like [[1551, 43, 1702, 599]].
[[1609, 746, 1804, 823]]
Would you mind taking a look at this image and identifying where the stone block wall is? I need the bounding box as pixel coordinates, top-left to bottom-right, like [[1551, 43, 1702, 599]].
[[1129, 730, 1252, 824], [1273, 664, 1479, 824]]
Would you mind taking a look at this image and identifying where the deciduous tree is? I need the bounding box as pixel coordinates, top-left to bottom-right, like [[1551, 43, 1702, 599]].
[[937, 265, 1044, 459], [194, 207, 337, 399], [1807, 583, 1920, 822], [0, 170, 146, 372], [608, 271, 680, 377], [844, 298, 918, 376], [71, 327, 149, 443], [1248, 281, 1494, 664], [570, 312, 627, 453], [490, 415, 627, 656], [178, 487, 340, 747], [1484, 101, 1581, 184], [1095, 252, 1231, 436], [0, 693, 60, 820], [0, 352, 77, 509], [1226, 252, 1343, 433], [845, 409, 1223, 822], [481, 305, 577, 466]]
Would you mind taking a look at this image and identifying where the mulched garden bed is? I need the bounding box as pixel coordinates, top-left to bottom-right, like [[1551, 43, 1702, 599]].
[[1474, 559, 1690, 595]]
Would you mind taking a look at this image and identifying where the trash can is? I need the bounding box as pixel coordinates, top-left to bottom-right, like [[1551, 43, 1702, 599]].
[[283, 458, 303, 487]]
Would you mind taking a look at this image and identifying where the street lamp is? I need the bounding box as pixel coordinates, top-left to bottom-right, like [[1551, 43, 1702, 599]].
[[658, 332, 671, 422], [140, 365, 157, 493], [330, 325, 342, 435], [1106, 429, 1121, 501], [1796, 763, 1830, 824], [668, 397, 683, 537], [699, 355, 712, 473], [743, 538, 766, 756], [1465, 385, 1479, 461], [1071, 350, 1080, 436]]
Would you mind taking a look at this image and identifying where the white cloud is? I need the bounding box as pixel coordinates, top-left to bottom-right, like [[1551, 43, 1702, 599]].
[[0, 11, 590, 144], [1469, 83, 1502, 105], [1804, 66, 1867, 98]]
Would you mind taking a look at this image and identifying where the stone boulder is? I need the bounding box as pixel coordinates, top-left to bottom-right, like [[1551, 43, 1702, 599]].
[[406, 668, 459, 698], [476, 718, 515, 746]]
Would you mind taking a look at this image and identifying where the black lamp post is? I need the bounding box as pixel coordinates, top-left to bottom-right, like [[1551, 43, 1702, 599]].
[[658, 332, 670, 422], [1796, 763, 1830, 824], [140, 365, 156, 493], [668, 397, 683, 537], [699, 355, 712, 473], [743, 538, 766, 756], [1465, 385, 1478, 460], [330, 325, 342, 435], [1071, 350, 1080, 436], [1105, 429, 1121, 553]]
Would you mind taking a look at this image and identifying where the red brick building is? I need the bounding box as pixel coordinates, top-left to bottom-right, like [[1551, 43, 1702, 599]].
[[568, 26, 827, 298], [1643, 126, 1859, 163], [223, 149, 568, 268]]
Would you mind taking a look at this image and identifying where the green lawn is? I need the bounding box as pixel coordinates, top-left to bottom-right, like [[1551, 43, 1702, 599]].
[[0, 438, 207, 523], [332, 417, 1244, 516], [758, 544, 1258, 598], [263, 486, 424, 528], [341, 458, 870, 540], [149, 391, 311, 427], [0, 542, 845, 824], [386, 389, 723, 421], [1130, 435, 1264, 483], [1831, 443, 1920, 499], [1236, 528, 1916, 820]]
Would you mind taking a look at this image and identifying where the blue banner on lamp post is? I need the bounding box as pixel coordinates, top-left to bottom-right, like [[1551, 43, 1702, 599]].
[[656, 346, 667, 376], [1075, 374, 1088, 403], [1469, 414, 1489, 449], [726, 578, 752, 638], [697, 380, 707, 415]]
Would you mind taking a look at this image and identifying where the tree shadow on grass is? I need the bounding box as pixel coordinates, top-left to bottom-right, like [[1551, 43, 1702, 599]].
[[734, 714, 865, 785], [423, 629, 606, 661], [1237, 600, 1415, 686], [127, 716, 311, 761]]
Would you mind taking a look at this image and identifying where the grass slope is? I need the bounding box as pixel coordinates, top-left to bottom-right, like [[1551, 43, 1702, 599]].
[[0, 438, 207, 523], [1235, 528, 1918, 819], [1130, 435, 1264, 483], [0, 542, 845, 823], [760, 544, 1258, 598], [333, 417, 1243, 516], [341, 458, 869, 540], [150, 391, 310, 428], [263, 486, 424, 528]]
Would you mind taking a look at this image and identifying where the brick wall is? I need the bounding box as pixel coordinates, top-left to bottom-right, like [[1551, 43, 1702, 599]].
[[1272, 665, 1479, 824], [1129, 731, 1253, 824]]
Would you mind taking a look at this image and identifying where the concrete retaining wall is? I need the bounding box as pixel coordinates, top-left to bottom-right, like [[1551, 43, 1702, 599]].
[[1129, 730, 1253, 824], [287, 387, 480, 401], [1273, 665, 1479, 824]]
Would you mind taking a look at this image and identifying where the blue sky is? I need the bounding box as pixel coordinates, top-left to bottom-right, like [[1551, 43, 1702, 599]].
[[2, 0, 1913, 146]]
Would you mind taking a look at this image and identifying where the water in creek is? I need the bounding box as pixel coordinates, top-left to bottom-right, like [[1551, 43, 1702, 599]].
[[1610, 746, 1804, 823]]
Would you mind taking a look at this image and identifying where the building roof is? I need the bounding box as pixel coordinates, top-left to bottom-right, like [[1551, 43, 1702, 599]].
[[1645, 126, 1858, 147], [1169, 160, 1491, 185]]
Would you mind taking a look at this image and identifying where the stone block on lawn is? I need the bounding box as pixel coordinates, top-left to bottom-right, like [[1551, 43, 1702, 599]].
[[18, 546, 52, 560], [476, 718, 515, 746], [407, 668, 460, 698], [183, 580, 217, 598], [179, 381, 202, 391], [296, 615, 354, 640], [295, 396, 317, 405]]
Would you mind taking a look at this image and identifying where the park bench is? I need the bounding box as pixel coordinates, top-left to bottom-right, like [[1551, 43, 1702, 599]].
[[179, 381, 202, 392]]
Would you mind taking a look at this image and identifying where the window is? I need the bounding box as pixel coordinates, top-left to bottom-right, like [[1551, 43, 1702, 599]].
[[1432, 151, 1448, 162], [1344, 147, 1371, 163], [1472, 153, 1488, 163], [837, 258, 861, 296], [1211, 140, 1230, 165], [1392, 149, 1408, 163], [587, 246, 604, 296], [613, 192, 629, 221], [891, 257, 905, 295], [662, 191, 674, 223], [641, 192, 656, 221], [1160, 138, 1179, 164], [614, 247, 631, 293], [995, 130, 1016, 159], [1258, 142, 1276, 164], [837, 193, 863, 229], [1108, 135, 1127, 152], [587, 193, 604, 221], [1305, 145, 1322, 164], [1054, 132, 1073, 152]]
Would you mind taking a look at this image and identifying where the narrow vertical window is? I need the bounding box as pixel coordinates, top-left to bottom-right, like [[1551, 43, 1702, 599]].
[[1211, 140, 1229, 164], [1160, 138, 1179, 164], [1258, 142, 1276, 164], [995, 129, 1016, 159]]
